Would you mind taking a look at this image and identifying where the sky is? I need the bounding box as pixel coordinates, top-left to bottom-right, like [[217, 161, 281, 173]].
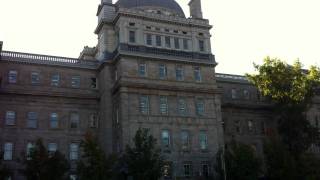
[[1, 0, 320, 75]]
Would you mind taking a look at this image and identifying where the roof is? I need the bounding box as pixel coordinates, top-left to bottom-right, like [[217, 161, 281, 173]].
[[116, 0, 185, 17]]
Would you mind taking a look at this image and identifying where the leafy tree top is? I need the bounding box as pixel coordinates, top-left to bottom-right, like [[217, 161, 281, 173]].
[[246, 57, 320, 106]]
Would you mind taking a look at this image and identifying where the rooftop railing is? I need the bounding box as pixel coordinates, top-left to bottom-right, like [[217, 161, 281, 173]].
[[215, 73, 248, 81]]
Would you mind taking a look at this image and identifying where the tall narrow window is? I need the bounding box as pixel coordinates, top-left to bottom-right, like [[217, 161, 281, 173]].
[[159, 96, 168, 115], [51, 74, 60, 86], [231, 89, 237, 99], [163, 162, 173, 178], [156, 35, 162, 46], [181, 131, 190, 150], [248, 120, 253, 132], [26, 142, 34, 160], [91, 77, 97, 89], [138, 63, 147, 77], [8, 70, 17, 84], [194, 66, 202, 82], [89, 114, 98, 128], [31, 72, 40, 85], [70, 113, 80, 129], [175, 66, 184, 81], [183, 39, 189, 50], [199, 131, 208, 150], [243, 89, 250, 100], [146, 34, 152, 45], [165, 36, 171, 48], [27, 112, 38, 128], [50, 113, 58, 128], [159, 64, 167, 79], [183, 163, 192, 177], [201, 163, 210, 177], [199, 40, 205, 52], [174, 38, 180, 49], [139, 95, 149, 114], [69, 143, 79, 160], [161, 130, 170, 148], [3, 143, 13, 160], [48, 143, 57, 155], [196, 99, 205, 116], [129, 31, 136, 43], [178, 98, 187, 116], [71, 76, 80, 88], [5, 111, 16, 126]]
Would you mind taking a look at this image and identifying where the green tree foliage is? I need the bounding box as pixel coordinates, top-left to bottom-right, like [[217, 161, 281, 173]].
[[223, 142, 262, 180], [21, 139, 69, 180], [122, 128, 164, 180], [77, 133, 117, 180], [0, 153, 12, 180]]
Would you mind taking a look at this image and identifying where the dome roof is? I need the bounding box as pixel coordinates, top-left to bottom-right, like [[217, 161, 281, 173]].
[[116, 0, 185, 17]]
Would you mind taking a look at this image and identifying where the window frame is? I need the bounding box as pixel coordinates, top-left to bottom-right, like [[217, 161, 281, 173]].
[[146, 33, 153, 46], [159, 96, 168, 115], [138, 63, 147, 77], [175, 65, 184, 81], [183, 39, 189, 50], [3, 142, 13, 161], [8, 70, 17, 84], [70, 112, 80, 129], [199, 131, 208, 151], [161, 130, 170, 148], [139, 95, 149, 115], [31, 72, 40, 85], [178, 98, 187, 116], [196, 99, 205, 116], [51, 74, 60, 87], [5, 111, 16, 126], [129, 30, 136, 43], [159, 64, 167, 80], [27, 112, 38, 129], [165, 36, 171, 48], [156, 35, 162, 47], [194, 66, 202, 82], [199, 40, 205, 52], [50, 113, 59, 129], [181, 130, 190, 150], [69, 143, 79, 160], [174, 37, 180, 49]]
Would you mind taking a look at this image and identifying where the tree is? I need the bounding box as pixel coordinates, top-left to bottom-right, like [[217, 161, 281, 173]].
[[77, 133, 117, 180], [223, 141, 262, 180], [121, 128, 164, 180], [21, 139, 69, 180], [0, 153, 12, 180], [246, 57, 320, 155]]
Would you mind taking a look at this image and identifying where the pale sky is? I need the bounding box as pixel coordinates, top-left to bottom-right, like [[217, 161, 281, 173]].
[[1, 0, 320, 75]]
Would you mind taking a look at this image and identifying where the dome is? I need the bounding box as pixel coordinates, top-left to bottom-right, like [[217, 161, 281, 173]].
[[116, 0, 185, 17]]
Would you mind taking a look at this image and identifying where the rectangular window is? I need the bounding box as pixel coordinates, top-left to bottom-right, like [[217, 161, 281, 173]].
[[51, 74, 60, 86], [165, 36, 171, 48], [199, 40, 205, 52], [138, 63, 147, 77], [181, 131, 190, 150], [5, 111, 16, 126], [183, 39, 189, 50], [91, 77, 97, 89], [71, 76, 80, 88], [26, 142, 34, 160], [8, 70, 17, 84], [163, 162, 173, 178], [50, 113, 58, 128], [201, 163, 210, 177], [48, 143, 57, 155], [175, 66, 184, 81], [89, 114, 98, 128], [178, 98, 187, 116], [129, 31, 136, 43], [248, 120, 253, 132], [3, 143, 13, 160], [174, 38, 180, 49], [31, 72, 40, 85], [159, 96, 168, 115], [243, 89, 250, 100], [146, 34, 152, 45], [199, 131, 208, 150], [70, 113, 80, 129], [139, 95, 149, 114], [69, 143, 79, 160], [231, 89, 237, 99], [159, 64, 167, 80], [156, 35, 162, 46], [27, 112, 38, 128], [183, 163, 192, 177], [161, 130, 170, 148], [196, 99, 205, 116], [194, 66, 202, 82]]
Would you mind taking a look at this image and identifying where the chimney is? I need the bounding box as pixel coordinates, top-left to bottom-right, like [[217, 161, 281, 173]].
[[189, 0, 203, 19]]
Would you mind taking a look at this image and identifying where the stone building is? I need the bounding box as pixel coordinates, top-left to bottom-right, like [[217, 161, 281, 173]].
[[0, 0, 319, 180]]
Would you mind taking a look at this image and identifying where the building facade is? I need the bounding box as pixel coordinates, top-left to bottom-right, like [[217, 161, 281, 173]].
[[0, 0, 319, 179]]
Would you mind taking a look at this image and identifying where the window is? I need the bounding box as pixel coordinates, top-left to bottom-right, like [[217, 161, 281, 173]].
[[115, 108, 119, 124], [159, 64, 167, 79], [178, 98, 187, 116], [70, 113, 80, 129], [156, 35, 162, 46], [183, 39, 189, 50], [196, 99, 205, 116], [199, 131, 208, 150], [27, 112, 38, 128], [91, 77, 97, 89], [194, 66, 202, 82], [3, 143, 13, 160], [159, 96, 168, 115], [235, 120, 241, 133], [248, 120, 253, 132], [48, 143, 57, 155], [71, 76, 80, 88], [5, 111, 16, 126], [129, 22, 135, 26], [138, 63, 147, 77], [129, 30, 136, 43], [161, 130, 170, 148], [89, 114, 98, 128], [70, 175, 77, 180], [139, 95, 149, 114], [199, 40, 205, 52], [165, 36, 171, 48], [243, 89, 250, 99], [8, 70, 17, 84], [31, 72, 40, 85], [163, 162, 173, 178], [50, 113, 58, 128], [183, 163, 192, 177], [181, 131, 190, 150], [315, 116, 319, 128], [201, 163, 209, 177], [26, 142, 34, 160], [175, 66, 184, 81], [261, 121, 266, 135], [146, 34, 152, 45], [174, 38, 180, 49], [69, 143, 79, 160], [231, 89, 237, 99], [51, 74, 60, 86]]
